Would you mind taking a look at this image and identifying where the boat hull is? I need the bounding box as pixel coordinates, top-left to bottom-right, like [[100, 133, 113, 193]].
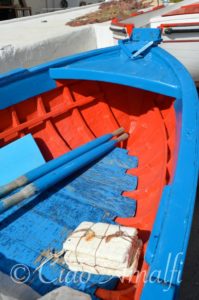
[[160, 40, 199, 84], [150, 8, 199, 85], [110, 2, 199, 84], [0, 29, 198, 299]]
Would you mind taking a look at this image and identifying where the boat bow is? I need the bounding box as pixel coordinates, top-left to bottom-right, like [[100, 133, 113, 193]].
[[50, 29, 181, 99]]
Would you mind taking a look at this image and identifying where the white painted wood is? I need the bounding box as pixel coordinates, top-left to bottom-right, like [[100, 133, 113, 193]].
[[150, 9, 199, 82]]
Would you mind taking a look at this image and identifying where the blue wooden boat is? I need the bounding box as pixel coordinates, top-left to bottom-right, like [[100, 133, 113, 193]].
[[0, 28, 198, 300]]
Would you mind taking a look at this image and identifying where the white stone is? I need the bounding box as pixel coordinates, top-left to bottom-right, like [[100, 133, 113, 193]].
[[39, 286, 91, 300]]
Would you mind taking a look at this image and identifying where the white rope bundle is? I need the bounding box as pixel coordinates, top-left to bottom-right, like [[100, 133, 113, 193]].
[[63, 222, 142, 277]]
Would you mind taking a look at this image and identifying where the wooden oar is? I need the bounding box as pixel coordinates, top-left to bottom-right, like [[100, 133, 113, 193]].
[[0, 128, 124, 198], [0, 133, 128, 214]]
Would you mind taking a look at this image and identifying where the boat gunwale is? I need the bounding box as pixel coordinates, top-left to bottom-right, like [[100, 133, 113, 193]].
[[142, 46, 199, 295]]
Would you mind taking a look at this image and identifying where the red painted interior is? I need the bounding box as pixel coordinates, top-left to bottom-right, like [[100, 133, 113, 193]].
[[0, 80, 176, 299]]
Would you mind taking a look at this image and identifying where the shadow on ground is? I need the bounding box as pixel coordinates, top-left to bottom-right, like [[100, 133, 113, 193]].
[[179, 181, 199, 300]]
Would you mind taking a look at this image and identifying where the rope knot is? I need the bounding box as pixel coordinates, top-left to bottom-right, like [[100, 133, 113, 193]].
[[85, 229, 95, 241], [105, 230, 124, 243]]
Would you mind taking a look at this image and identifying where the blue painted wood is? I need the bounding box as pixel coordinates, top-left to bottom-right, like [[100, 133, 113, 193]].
[[65, 148, 137, 217], [34, 139, 121, 192], [0, 147, 137, 298], [145, 186, 170, 265], [0, 130, 122, 198], [0, 137, 131, 214], [50, 29, 180, 98], [0, 46, 117, 109], [141, 280, 176, 300], [0, 29, 181, 110], [0, 135, 45, 185], [0, 28, 198, 300], [26, 133, 116, 183], [141, 47, 199, 299]]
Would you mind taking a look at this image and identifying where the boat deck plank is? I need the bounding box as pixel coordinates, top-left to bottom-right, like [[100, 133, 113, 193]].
[[0, 146, 137, 297]]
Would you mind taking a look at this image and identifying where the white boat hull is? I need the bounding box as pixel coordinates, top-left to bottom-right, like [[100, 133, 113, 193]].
[[150, 10, 199, 84], [110, 1, 199, 85], [160, 41, 199, 84]]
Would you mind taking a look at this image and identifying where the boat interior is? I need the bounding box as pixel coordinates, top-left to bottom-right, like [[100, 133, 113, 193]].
[[0, 78, 176, 299]]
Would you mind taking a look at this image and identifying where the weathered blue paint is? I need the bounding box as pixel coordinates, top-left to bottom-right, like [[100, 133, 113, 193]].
[[64, 147, 137, 218], [0, 137, 135, 214], [0, 28, 198, 299], [34, 140, 119, 191], [0, 147, 137, 298], [0, 130, 123, 198]]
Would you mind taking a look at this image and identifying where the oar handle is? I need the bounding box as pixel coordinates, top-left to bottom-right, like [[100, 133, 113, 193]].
[[0, 176, 28, 199], [0, 184, 36, 214], [112, 127, 124, 136], [116, 133, 129, 143]]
